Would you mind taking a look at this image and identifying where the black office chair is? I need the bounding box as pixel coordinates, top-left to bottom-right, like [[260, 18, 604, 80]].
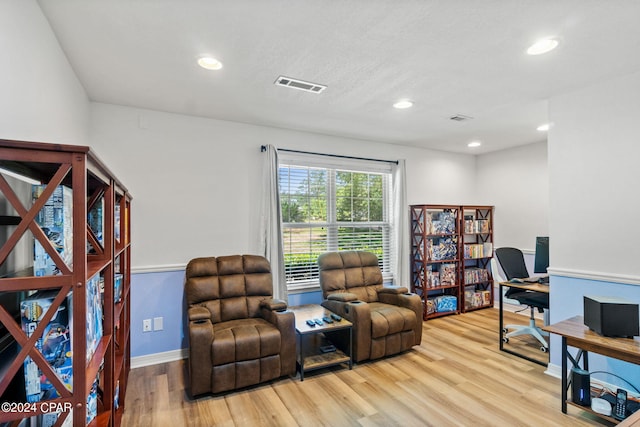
[[495, 247, 549, 352]]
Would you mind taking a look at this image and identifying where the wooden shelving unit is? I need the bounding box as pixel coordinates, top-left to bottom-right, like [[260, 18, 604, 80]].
[[410, 205, 461, 320], [0, 140, 131, 427], [461, 206, 494, 313], [410, 204, 494, 320]]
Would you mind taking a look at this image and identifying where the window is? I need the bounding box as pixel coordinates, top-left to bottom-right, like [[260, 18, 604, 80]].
[[279, 152, 394, 291]]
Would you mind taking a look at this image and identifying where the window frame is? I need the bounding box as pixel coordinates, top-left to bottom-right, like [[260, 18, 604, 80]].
[[278, 152, 394, 292]]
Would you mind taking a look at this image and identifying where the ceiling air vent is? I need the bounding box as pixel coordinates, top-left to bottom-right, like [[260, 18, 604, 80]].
[[449, 114, 473, 122], [275, 76, 327, 94]]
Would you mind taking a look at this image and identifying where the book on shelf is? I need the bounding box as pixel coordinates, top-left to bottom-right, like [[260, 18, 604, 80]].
[[464, 242, 493, 259], [463, 216, 490, 234], [481, 290, 491, 305], [427, 269, 440, 288], [464, 267, 489, 284]]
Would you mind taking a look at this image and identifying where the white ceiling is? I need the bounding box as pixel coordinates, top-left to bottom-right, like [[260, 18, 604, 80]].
[[37, 0, 640, 154]]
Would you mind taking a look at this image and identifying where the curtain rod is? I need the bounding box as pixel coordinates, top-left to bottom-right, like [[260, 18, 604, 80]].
[[260, 145, 398, 165]]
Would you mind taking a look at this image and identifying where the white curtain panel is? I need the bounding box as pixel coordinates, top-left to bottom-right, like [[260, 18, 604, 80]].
[[259, 145, 287, 301], [392, 159, 409, 288]]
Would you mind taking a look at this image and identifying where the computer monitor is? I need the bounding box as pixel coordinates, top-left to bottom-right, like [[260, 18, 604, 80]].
[[534, 236, 549, 274]]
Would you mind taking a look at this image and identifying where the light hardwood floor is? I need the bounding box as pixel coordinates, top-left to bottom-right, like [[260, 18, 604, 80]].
[[122, 309, 614, 427]]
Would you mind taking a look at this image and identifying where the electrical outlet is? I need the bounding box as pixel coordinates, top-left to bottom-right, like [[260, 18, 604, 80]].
[[143, 319, 152, 332], [153, 316, 163, 331]]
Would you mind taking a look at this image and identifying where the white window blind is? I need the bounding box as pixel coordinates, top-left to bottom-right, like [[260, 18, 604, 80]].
[[279, 152, 393, 291]]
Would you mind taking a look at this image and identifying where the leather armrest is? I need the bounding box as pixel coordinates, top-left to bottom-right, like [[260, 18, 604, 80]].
[[188, 306, 211, 322], [260, 298, 287, 311], [378, 290, 420, 307], [377, 286, 408, 295], [327, 292, 358, 302], [377, 291, 423, 346], [274, 309, 296, 375], [259, 307, 296, 376], [188, 310, 213, 396], [321, 299, 372, 362]]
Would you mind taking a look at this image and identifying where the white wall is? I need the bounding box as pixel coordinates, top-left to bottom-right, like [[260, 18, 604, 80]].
[[546, 70, 640, 389], [0, 0, 89, 144], [549, 70, 640, 278], [89, 103, 478, 269], [476, 141, 548, 252]]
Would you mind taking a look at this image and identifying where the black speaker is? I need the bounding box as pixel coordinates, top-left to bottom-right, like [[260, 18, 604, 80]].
[[571, 368, 591, 406], [584, 295, 639, 337]]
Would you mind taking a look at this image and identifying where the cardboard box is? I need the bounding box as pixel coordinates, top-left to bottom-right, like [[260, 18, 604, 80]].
[[86, 273, 103, 362], [20, 290, 73, 402], [114, 273, 123, 303], [86, 378, 98, 423], [88, 197, 104, 252], [32, 185, 73, 276]]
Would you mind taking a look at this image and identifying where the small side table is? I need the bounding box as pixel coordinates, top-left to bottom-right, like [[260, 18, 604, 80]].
[[289, 304, 353, 381]]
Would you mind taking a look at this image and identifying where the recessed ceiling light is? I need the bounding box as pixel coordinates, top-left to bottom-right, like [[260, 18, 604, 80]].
[[537, 123, 551, 131], [527, 38, 559, 55], [198, 56, 223, 70], [393, 99, 413, 109], [468, 141, 481, 148]]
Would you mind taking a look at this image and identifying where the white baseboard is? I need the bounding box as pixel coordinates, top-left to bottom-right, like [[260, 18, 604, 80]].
[[545, 362, 561, 378], [131, 348, 188, 369]]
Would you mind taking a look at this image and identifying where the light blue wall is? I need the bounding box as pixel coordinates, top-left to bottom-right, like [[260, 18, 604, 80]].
[[288, 291, 323, 306], [549, 275, 640, 392], [130, 271, 187, 357]]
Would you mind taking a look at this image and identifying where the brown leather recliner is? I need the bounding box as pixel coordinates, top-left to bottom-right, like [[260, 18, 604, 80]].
[[318, 251, 422, 362], [185, 255, 295, 396]]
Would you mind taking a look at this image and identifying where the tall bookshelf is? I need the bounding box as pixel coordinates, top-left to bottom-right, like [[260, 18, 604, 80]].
[[461, 206, 494, 313], [0, 140, 131, 427], [410, 204, 494, 320], [410, 205, 461, 320]]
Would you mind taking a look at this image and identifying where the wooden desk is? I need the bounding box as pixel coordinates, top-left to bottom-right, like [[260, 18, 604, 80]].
[[543, 315, 640, 424], [498, 281, 550, 366], [620, 410, 640, 427]]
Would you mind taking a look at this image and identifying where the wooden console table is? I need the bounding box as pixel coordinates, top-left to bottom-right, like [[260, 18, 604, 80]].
[[543, 315, 640, 424]]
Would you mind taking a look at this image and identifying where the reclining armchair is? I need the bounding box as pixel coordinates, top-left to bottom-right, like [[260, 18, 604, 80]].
[[185, 254, 295, 396], [318, 251, 422, 362]]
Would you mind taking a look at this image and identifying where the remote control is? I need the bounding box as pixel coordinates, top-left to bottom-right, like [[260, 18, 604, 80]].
[[330, 313, 342, 322], [322, 316, 334, 323], [306, 319, 316, 327], [319, 344, 336, 353], [314, 318, 324, 326]]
